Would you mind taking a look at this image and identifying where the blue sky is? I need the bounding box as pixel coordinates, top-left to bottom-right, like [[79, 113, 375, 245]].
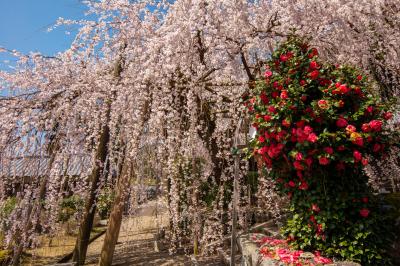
[[0, 0, 88, 70]]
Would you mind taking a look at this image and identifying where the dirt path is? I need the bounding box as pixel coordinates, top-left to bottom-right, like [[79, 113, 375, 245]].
[[84, 202, 221, 265], [23, 201, 222, 265]]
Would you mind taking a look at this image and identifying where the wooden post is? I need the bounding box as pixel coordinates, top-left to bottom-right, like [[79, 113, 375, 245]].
[[230, 118, 244, 266], [230, 153, 239, 266]]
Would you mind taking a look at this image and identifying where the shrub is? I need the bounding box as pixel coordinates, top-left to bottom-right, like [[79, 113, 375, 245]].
[[0, 197, 17, 231], [246, 36, 396, 265], [97, 187, 115, 220], [58, 195, 84, 222]]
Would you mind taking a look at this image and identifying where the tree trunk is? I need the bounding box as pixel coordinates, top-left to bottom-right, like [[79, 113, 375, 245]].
[[72, 120, 110, 265], [98, 163, 131, 266], [72, 50, 127, 266], [98, 95, 149, 266]]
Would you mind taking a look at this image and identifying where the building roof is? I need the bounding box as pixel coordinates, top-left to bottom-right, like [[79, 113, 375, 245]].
[[0, 154, 91, 177]]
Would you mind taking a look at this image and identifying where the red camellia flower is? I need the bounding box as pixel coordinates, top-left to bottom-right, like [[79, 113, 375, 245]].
[[336, 118, 348, 128], [258, 135, 265, 143], [307, 133, 318, 143], [293, 161, 304, 170], [361, 123, 371, 132], [303, 126, 312, 135], [317, 99, 329, 109], [264, 70, 273, 78], [268, 106, 276, 113], [280, 90, 289, 99], [366, 106, 374, 114], [271, 91, 279, 98], [310, 61, 319, 70], [258, 146, 268, 155], [295, 152, 304, 161], [280, 54, 289, 62], [288, 180, 296, 187], [339, 84, 349, 94], [345, 125, 356, 134], [369, 120, 382, 132], [319, 157, 330, 165], [353, 150, 362, 162], [263, 115, 271, 121], [300, 80, 307, 86], [357, 75, 363, 81], [353, 137, 364, 147], [383, 112, 393, 120], [309, 70, 319, 80], [361, 158, 369, 166], [359, 208, 370, 218], [324, 147, 333, 154], [282, 119, 291, 128]]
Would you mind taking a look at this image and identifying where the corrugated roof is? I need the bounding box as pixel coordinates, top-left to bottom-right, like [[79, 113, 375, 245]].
[[0, 155, 91, 177]]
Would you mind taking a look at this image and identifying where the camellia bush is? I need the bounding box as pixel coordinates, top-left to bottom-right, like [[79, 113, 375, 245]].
[[247, 37, 396, 265]]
